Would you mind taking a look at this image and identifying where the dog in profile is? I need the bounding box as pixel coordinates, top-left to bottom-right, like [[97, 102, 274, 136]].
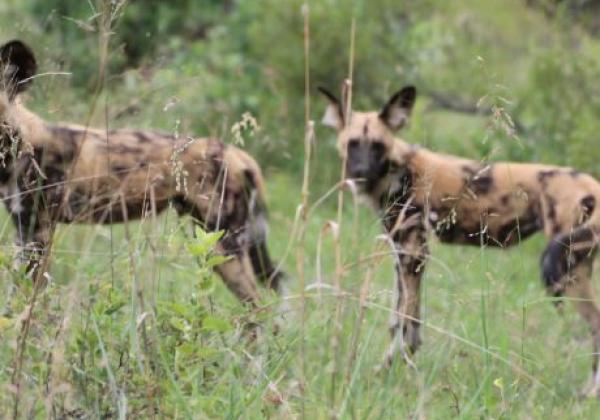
[[0, 39, 286, 306], [320, 84, 600, 396]]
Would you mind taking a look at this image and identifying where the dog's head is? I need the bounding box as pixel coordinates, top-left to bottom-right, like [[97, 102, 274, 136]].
[[0, 40, 37, 172], [318, 85, 416, 191]]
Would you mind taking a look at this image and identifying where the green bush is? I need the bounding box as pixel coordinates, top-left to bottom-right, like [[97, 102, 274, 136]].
[[10, 0, 600, 180], [519, 46, 600, 175], [27, 0, 227, 89]]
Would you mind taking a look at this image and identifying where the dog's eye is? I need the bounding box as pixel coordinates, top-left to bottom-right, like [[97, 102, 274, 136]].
[[348, 139, 360, 149], [371, 142, 385, 157]]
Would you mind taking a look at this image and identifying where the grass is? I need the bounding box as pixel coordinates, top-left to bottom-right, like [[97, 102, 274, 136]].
[[2, 169, 600, 418], [2, 0, 600, 417]]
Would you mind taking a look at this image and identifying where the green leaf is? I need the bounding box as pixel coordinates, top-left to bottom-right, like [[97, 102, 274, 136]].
[[104, 300, 126, 316], [177, 342, 197, 357], [202, 315, 232, 332], [194, 226, 207, 240], [186, 242, 209, 257], [169, 302, 192, 319], [202, 231, 225, 249], [196, 276, 216, 296], [205, 255, 231, 268]]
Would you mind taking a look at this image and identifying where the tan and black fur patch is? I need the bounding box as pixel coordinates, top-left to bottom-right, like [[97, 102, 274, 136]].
[[0, 39, 286, 306], [320, 84, 600, 396]]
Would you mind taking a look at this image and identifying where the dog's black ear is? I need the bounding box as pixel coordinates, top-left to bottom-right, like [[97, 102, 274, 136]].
[[0, 40, 37, 99], [318, 86, 344, 130], [379, 86, 416, 131]]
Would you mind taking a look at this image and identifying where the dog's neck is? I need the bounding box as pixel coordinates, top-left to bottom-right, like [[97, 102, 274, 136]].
[[0, 99, 47, 184]]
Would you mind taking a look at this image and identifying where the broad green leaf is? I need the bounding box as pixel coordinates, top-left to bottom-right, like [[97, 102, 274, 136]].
[[104, 300, 126, 316], [202, 315, 232, 332], [205, 255, 231, 268]]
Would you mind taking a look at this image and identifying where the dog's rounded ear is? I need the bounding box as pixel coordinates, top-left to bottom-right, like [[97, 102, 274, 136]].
[[379, 86, 416, 131], [0, 40, 37, 99], [318, 86, 344, 130]]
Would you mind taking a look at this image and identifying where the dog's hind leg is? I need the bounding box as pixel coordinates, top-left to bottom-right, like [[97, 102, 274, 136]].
[[565, 264, 600, 397], [245, 193, 290, 331], [542, 225, 600, 396], [246, 194, 287, 296], [213, 241, 261, 305]]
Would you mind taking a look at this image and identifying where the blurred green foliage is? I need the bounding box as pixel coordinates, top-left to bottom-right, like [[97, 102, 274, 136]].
[[28, 0, 230, 88], [3, 0, 600, 182]]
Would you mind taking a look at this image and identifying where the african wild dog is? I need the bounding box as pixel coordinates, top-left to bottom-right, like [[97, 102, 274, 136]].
[[319, 84, 600, 396], [0, 39, 286, 306]]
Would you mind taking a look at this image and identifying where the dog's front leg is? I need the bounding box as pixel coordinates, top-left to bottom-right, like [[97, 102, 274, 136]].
[[384, 212, 429, 367]]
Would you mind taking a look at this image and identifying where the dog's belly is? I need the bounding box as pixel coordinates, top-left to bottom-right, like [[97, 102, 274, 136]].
[[431, 206, 543, 247], [59, 192, 171, 224]]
